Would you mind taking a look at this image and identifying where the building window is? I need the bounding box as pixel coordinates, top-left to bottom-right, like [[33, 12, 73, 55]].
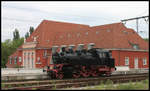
[[125, 57, 129, 65], [107, 29, 110, 32], [9, 57, 12, 64], [143, 58, 147, 65], [96, 31, 99, 34], [77, 33, 80, 37], [46, 40, 50, 43], [123, 30, 128, 34], [68, 34, 71, 37], [60, 36, 63, 38], [19, 57, 21, 62], [85, 32, 88, 35], [44, 50, 47, 57], [37, 57, 41, 64], [133, 44, 139, 49], [14, 56, 17, 64]]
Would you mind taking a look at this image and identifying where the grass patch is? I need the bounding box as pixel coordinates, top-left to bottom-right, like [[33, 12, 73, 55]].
[[7, 84, 12, 88], [1, 83, 5, 88], [84, 79, 149, 90], [32, 88, 37, 90]]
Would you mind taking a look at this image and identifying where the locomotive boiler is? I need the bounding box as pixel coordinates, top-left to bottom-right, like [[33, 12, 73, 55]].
[[44, 43, 116, 79]]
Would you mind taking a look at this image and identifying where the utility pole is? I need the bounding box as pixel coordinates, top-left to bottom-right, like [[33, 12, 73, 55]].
[[121, 16, 149, 34]]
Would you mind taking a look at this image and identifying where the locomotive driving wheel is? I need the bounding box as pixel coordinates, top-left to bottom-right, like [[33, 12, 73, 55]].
[[81, 66, 90, 78], [72, 73, 80, 78], [91, 71, 98, 77], [57, 73, 64, 79], [82, 71, 90, 78]]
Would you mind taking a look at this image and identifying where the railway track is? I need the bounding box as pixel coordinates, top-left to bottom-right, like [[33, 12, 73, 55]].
[[2, 73, 149, 90]]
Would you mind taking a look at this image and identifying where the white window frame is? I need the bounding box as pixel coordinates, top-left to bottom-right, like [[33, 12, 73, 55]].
[[19, 57, 21, 62], [68, 33, 71, 37], [14, 56, 17, 64], [77, 33, 80, 37], [125, 57, 129, 65], [143, 58, 147, 65], [133, 44, 139, 49], [60, 36, 63, 38], [44, 50, 47, 57], [36, 57, 41, 64], [107, 29, 110, 32], [96, 31, 99, 34], [86, 32, 88, 35], [10, 57, 12, 64]]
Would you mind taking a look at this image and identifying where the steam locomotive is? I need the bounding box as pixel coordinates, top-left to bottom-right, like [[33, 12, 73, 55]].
[[44, 43, 116, 79]]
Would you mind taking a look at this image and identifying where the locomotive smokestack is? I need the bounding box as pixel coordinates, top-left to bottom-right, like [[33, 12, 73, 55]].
[[87, 43, 95, 50], [52, 46, 59, 54], [60, 45, 67, 52], [77, 44, 84, 51]]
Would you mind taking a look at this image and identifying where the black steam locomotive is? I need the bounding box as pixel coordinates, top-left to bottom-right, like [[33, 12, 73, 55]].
[[45, 44, 116, 79]]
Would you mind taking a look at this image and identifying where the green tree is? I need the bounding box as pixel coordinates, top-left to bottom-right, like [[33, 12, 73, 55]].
[[29, 26, 34, 35], [143, 38, 149, 42], [1, 38, 24, 68], [13, 28, 20, 40], [25, 32, 29, 39]]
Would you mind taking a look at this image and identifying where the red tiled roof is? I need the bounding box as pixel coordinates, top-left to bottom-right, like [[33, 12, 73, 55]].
[[21, 20, 148, 50]]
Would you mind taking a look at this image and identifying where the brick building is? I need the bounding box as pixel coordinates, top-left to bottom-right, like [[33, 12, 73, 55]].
[[6, 20, 149, 69]]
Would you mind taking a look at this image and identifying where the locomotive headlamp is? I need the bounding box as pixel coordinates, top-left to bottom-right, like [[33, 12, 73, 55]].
[[87, 43, 95, 50], [77, 44, 84, 50], [52, 46, 59, 54]]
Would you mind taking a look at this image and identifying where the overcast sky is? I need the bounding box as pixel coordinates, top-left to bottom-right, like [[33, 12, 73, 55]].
[[1, 1, 149, 42]]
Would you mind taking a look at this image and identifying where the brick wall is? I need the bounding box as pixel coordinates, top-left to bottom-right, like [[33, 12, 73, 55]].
[[112, 50, 149, 69]]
